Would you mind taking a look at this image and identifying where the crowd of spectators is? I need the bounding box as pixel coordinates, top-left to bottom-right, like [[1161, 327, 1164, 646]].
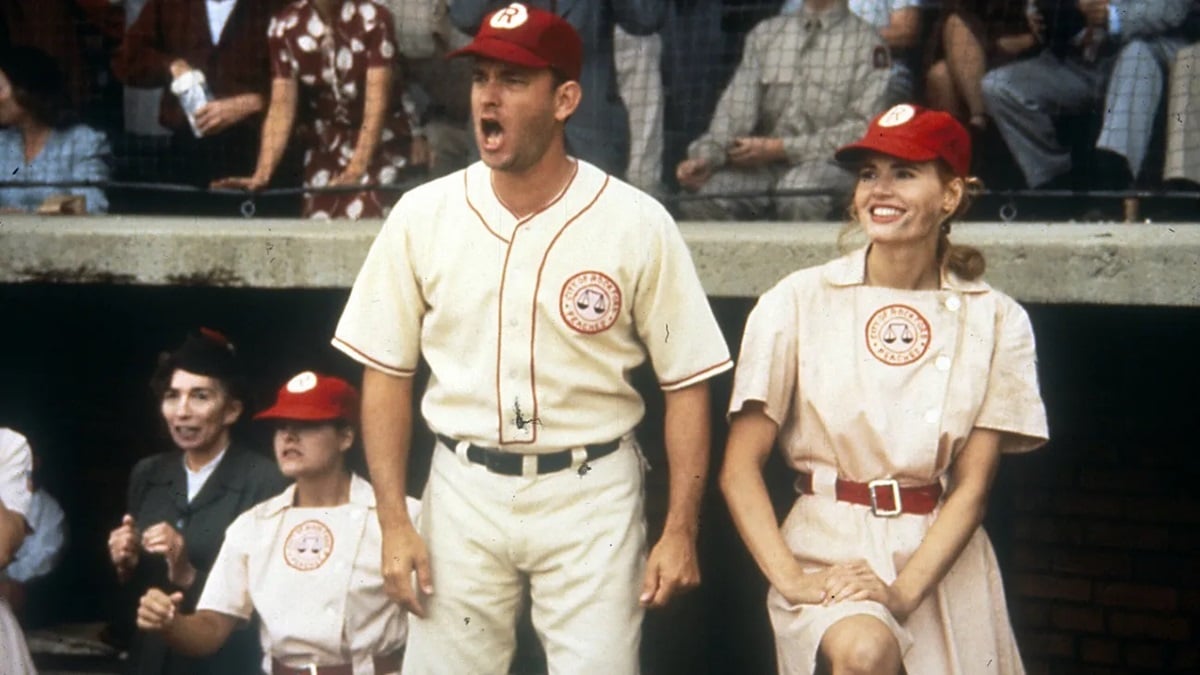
[[0, 0, 1197, 221]]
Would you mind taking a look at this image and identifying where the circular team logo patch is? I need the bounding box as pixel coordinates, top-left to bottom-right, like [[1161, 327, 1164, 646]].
[[489, 3, 529, 29], [865, 304, 931, 366], [560, 271, 621, 334], [283, 520, 334, 571], [879, 104, 916, 128]]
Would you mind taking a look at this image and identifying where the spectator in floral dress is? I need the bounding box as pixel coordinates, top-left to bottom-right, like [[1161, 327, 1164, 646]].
[[216, 0, 411, 219]]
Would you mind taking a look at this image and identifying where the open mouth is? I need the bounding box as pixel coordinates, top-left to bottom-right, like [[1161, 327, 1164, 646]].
[[480, 118, 504, 152]]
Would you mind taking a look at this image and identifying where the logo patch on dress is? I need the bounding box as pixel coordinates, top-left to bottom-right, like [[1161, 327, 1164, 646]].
[[283, 519, 334, 571], [865, 304, 931, 366], [560, 271, 621, 334]]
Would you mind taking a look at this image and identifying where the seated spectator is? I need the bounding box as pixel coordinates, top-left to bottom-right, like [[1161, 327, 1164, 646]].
[[982, 0, 1192, 189], [0, 449, 67, 623], [615, 25, 665, 196], [449, 0, 665, 178], [0, 47, 111, 214], [0, 0, 125, 121], [1165, 41, 1200, 187], [135, 372, 419, 674], [783, 0, 925, 104], [383, 0, 474, 178], [0, 427, 36, 675], [214, 0, 413, 219], [675, 0, 890, 221], [925, 0, 1040, 131], [113, 0, 289, 214]]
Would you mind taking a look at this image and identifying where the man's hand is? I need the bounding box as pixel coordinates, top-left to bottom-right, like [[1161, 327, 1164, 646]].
[[137, 588, 184, 631], [108, 514, 141, 581], [142, 522, 196, 588], [727, 136, 785, 168], [675, 158, 713, 192], [168, 59, 192, 80], [1077, 0, 1109, 27], [410, 136, 432, 169], [639, 529, 700, 609], [380, 523, 433, 617], [194, 95, 263, 136]]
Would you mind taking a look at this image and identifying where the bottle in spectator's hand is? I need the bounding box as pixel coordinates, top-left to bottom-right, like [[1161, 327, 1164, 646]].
[[171, 70, 213, 138]]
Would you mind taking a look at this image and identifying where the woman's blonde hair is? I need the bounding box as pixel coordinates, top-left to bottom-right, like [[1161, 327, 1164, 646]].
[[838, 162, 986, 281]]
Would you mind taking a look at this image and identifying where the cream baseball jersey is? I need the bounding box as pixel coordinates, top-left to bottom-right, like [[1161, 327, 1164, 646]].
[[198, 475, 412, 674], [334, 159, 732, 451], [0, 429, 33, 521]]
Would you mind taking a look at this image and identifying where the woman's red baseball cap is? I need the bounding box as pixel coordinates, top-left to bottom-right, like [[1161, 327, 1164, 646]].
[[255, 371, 359, 423], [835, 104, 972, 177], [448, 2, 583, 82]]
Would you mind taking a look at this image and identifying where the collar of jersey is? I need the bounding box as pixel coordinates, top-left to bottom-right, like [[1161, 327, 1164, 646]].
[[822, 245, 990, 293], [256, 472, 376, 518]]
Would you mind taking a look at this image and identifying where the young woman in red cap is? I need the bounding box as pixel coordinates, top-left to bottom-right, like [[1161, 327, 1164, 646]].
[[108, 329, 286, 675], [720, 104, 1048, 674], [134, 370, 417, 675]]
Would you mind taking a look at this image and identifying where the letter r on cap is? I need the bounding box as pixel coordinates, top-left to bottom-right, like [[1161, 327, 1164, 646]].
[[490, 3, 529, 29]]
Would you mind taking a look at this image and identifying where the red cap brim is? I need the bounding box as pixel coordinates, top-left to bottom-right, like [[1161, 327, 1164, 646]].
[[254, 403, 344, 422], [448, 37, 552, 71], [834, 136, 942, 168]]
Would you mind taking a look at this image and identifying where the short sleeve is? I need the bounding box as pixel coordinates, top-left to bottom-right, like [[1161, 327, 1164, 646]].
[[975, 299, 1049, 453], [633, 201, 732, 390], [196, 512, 255, 620], [268, 14, 298, 80], [727, 287, 798, 426], [362, 2, 398, 66], [0, 429, 33, 520], [332, 201, 425, 376]]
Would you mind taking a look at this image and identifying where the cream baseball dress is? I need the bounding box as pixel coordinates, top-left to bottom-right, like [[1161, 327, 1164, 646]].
[[729, 247, 1049, 674]]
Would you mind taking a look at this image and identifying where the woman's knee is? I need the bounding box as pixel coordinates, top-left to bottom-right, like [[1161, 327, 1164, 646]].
[[820, 617, 902, 675]]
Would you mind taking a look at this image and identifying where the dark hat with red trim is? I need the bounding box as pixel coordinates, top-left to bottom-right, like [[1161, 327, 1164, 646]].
[[835, 104, 972, 177], [255, 371, 359, 423], [448, 2, 583, 82]]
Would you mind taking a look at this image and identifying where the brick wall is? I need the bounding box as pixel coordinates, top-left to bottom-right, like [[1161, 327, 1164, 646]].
[[1000, 305, 1200, 674]]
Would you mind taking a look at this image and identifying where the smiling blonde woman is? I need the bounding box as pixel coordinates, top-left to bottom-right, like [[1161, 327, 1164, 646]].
[[720, 104, 1049, 675]]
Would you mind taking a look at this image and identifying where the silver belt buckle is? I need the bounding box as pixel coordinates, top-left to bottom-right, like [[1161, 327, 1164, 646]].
[[868, 478, 902, 517]]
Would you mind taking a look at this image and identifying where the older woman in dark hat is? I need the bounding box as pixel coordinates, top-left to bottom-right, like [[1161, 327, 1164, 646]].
[[0, 46, 111, 214], [107, 328, 287, 675]]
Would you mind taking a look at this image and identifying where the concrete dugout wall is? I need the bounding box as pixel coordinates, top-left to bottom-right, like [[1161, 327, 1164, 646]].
[[1, 217, 1197, 673]]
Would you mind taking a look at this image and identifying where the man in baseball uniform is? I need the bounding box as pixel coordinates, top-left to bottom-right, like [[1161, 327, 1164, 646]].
[[332, 3, 731, 673]]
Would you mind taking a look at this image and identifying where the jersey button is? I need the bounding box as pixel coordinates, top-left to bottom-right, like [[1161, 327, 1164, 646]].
[[935, 355, 951, 371], [924, 408, 940, 424], [945, 296, 962, 312]]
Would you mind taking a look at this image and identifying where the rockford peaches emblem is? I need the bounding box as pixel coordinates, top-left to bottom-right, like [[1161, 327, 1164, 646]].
[[283, 519, 334, 571], [865, 304, 931, 366], [560, 271, 621, 334]]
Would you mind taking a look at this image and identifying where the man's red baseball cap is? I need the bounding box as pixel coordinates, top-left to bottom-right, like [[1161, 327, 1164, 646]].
[[255, 371, 359, 423], [835, 104, 972, 177], [448, 2, 583, 82]]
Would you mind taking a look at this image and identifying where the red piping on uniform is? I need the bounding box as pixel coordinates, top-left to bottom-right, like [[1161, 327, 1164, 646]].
[[660, 358, 733, 389], [525, 175, 609, 446], [331, 337, 416, 377], [465, 170, 509, 244]]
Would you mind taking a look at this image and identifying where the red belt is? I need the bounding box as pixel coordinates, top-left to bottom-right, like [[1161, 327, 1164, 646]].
[[271, 650, 403, 675], [794, 472, 942, 517]]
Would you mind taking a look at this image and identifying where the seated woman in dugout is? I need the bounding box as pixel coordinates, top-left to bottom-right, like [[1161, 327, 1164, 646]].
[[720, 103, 1049, 674], [136, 371, 421, 675]]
